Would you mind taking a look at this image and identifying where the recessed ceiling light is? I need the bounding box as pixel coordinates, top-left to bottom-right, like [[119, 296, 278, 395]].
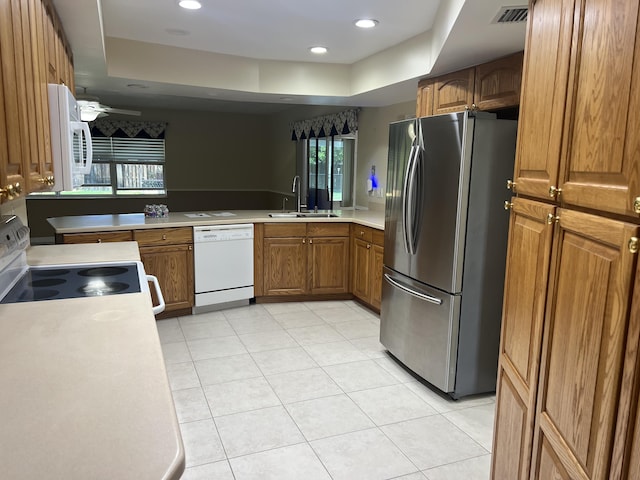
[[309, 46, 328, 55], [178, 0, 202, 10], [355, 19, 378, 28]]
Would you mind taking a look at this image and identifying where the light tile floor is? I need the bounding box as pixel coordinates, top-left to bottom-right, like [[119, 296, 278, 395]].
[[157, 301, 495, 480]]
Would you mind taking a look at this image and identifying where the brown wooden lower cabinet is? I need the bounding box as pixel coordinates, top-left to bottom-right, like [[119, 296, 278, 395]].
[[350, 225, 384, 310], [261, 222, 350, 297], [138, 243, 194, 313], [492, 202, 640, 479]]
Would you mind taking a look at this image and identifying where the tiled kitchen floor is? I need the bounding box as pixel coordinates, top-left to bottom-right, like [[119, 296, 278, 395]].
[[157, 301, 495, 480]]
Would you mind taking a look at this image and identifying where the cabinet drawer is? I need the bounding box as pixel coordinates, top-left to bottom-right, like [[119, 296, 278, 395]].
[[264, 223, 307, 238], [372, 228, 384, 247], [307, 223, 349, 237], [62, 231, 133, 244], [352, 225, 373, 243], [134, 227, 193, 246]]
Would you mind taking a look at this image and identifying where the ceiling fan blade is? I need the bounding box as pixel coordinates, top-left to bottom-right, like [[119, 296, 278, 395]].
[[101, 107, 141, 116]]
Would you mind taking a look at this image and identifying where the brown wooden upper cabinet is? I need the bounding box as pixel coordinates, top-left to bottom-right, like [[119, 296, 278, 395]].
[[0, 0, 72, 203], [511, 0, 640, 218], [416, 52, 523, 118]]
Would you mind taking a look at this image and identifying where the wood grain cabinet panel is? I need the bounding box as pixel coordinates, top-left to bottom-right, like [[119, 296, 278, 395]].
[[473, 52, 523, 111], [351, 237, 371, 301], [0, 0, 27, 200], [263, 236, 307, 295], [61, 231, 134, 244], [370, 243, 384, 310], [531, 209, 638, 479], [558, 0, 640, 217], [512, 0, 574, 200], [432, 68, 475, 115], [621, 260, 640, 479], [491, 198, 555, 480], [139, 244, 194, 312], [350, 225, 384, 309], [416, 78, 434, 118], [309, 236, 349, 294], [133, 227, 193, 247]]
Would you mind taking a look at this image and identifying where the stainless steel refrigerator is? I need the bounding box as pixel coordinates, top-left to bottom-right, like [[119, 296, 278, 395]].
[[380, 111, 517, 399]]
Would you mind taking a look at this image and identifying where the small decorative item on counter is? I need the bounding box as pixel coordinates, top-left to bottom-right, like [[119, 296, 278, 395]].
[[144, 204, 169, 218]]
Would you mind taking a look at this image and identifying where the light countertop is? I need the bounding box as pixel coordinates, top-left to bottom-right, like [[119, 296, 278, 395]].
[[47, 209, 385, 234], [0, 243, 184, 480]]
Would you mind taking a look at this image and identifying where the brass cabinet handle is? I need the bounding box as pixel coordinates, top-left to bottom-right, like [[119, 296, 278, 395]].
[[97, 238, 102, 243], [549, 185, 562, 199], [309, 238, 313, 244], [302, 238, 306, 244], [0, 184, 15, 200], [188, 245, 193, 251], [506, 179, 516, 191], [504, 201, 513, 210], [367, 244, 371, 249], [630, 237, 639, 254], [546, 213, 560, 225], [38, 176, 55, 186], [634, 197, 640, 214], [162, 234, 167, 240], [13, 182, 22, 194]]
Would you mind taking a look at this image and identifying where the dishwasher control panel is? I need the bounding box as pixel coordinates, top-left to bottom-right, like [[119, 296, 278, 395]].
[[193, 224, 254, 242]]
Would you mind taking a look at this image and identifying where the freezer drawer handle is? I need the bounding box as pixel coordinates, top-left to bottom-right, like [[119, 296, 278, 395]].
[[384, 273, 443, 305]]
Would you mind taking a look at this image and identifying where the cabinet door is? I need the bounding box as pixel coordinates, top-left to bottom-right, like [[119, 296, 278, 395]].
[[140, 244, 194, 312], [416, 78, 434, 117], [352, 237, 371, 302], [512, 0, 574, 200], [473, 52, 523, 111], [31, 0, 53, 188], [309, 236, 349, 294], [432, 68, 475, 115], [263, 237, 307, 295], [622, 260, 640, 479], [491, 198, 555, 480], [0, 0, 27, 200], [531, 209, 638, 479], [370, 244, 384, 310], [558, 0, 640, 217]]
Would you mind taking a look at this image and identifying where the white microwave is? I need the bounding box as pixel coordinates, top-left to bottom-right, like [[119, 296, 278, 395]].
[[48, 84, 93, 191]]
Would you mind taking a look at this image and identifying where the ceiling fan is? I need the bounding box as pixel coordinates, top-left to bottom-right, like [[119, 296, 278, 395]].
[[76, 88, 141, 122]]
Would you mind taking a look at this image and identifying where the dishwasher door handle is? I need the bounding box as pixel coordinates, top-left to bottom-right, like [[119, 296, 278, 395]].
[[147, 274, 166, 315]]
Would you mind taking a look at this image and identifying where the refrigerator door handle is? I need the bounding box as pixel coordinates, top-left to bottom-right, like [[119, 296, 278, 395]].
[[384, 273, 443, 305], [406, 144, 423, 255], [402, 144, 418, 253]]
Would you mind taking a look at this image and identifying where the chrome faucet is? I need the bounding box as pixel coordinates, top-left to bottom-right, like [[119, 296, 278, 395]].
[[292, 175, 305, 212]]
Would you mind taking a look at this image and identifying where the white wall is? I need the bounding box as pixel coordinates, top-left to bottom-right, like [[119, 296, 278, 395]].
[[355, 101, 416, 208]]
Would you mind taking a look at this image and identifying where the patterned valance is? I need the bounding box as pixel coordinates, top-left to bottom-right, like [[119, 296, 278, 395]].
[[290, 109, 358, 141], [89, 119, 167, 139]]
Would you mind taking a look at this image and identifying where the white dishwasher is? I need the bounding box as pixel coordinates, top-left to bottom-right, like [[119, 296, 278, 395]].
[[193, 224, 254, 311]]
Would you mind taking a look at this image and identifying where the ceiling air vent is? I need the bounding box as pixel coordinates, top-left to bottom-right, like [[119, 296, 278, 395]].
[[492, 6, 528, 24]]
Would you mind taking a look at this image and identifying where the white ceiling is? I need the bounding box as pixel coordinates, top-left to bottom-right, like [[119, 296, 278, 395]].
[[51, 0, 527, 114]]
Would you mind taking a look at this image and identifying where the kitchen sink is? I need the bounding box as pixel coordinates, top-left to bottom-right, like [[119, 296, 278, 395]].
[[297, 212, 338, 218]]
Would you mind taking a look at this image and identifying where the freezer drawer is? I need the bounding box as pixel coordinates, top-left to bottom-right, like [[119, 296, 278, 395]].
[[380, 267, 460, 393]]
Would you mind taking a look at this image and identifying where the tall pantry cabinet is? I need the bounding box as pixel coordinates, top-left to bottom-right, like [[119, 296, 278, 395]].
[[491, 0, 640, 479]]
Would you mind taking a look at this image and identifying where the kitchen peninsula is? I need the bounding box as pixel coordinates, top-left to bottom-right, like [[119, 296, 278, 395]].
[[48, 210, 386, 315], [0, 242, 184, 480]]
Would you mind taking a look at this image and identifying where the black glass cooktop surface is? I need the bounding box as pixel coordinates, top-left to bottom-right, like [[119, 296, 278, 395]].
[[1, 263, 142, 304]]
